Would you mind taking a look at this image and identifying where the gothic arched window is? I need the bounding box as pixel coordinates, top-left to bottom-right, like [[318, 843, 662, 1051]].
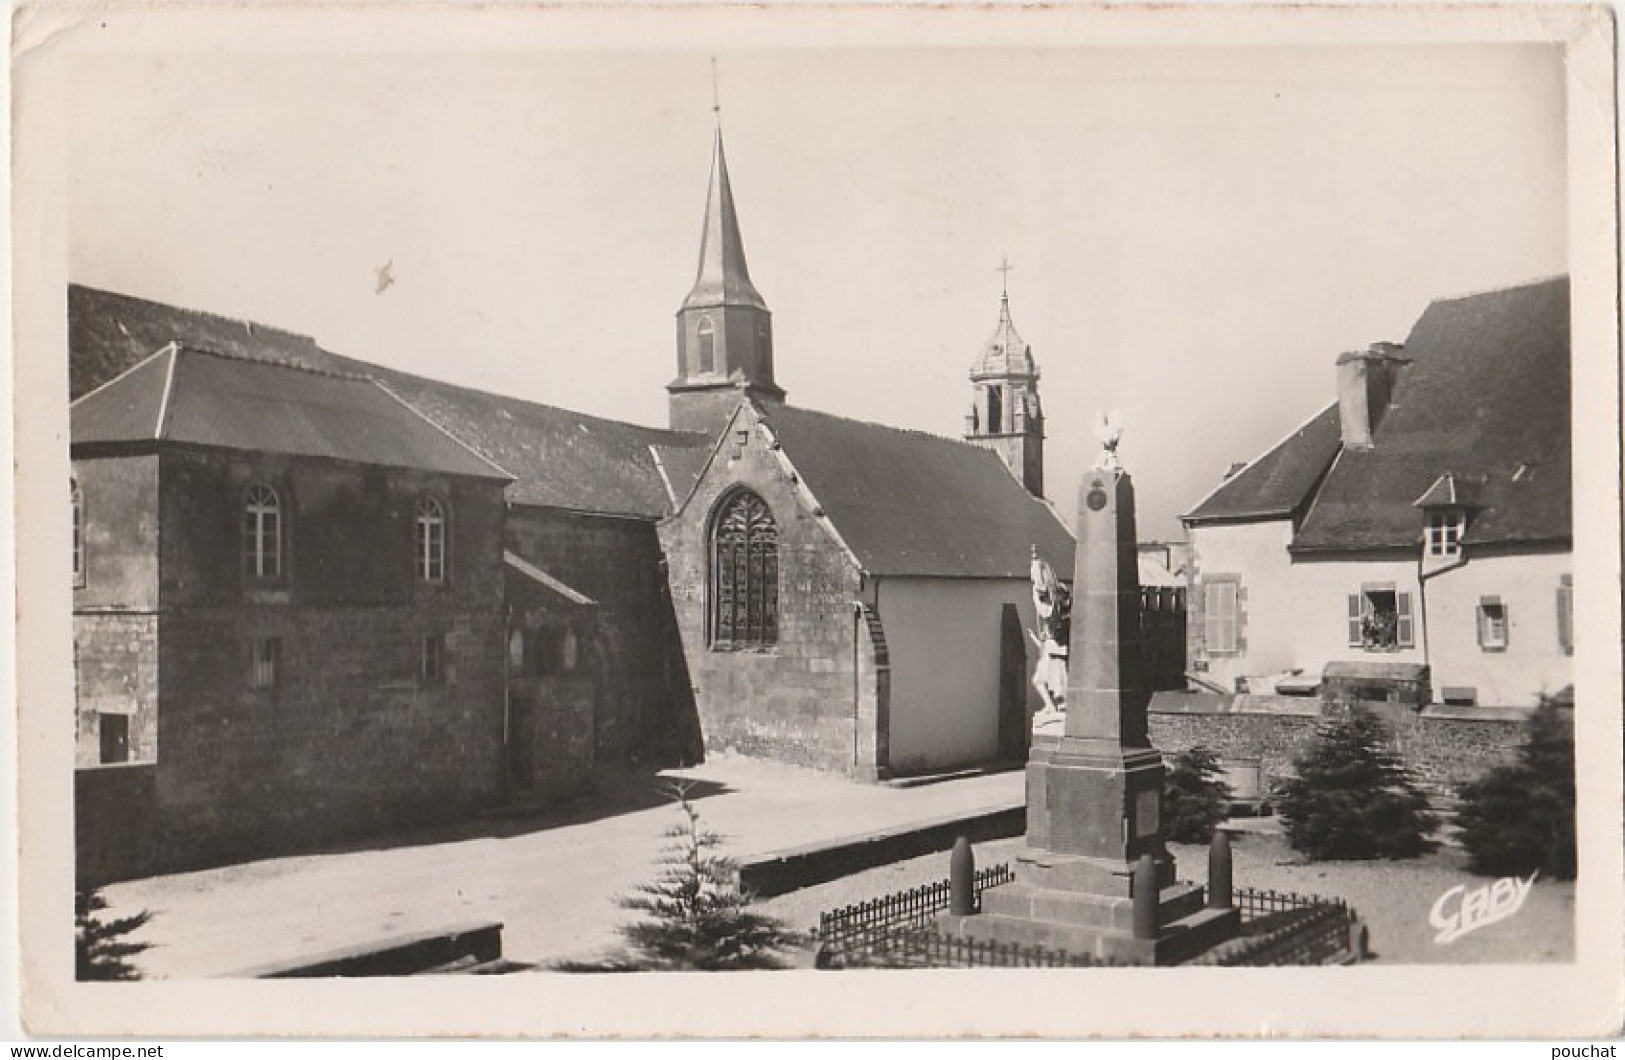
[[415, 495, 447, 583], [987, 385, 1003, 433], [697, 318, 716, 374], [710, 490, 778, 649], [243, 482, 282, 580]]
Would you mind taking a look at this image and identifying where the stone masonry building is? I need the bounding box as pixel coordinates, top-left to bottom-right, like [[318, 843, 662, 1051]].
[[70, 126, 1076, 881]]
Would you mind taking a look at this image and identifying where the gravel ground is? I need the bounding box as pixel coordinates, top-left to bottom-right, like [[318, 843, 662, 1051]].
[[760, 827, 1575, 965]]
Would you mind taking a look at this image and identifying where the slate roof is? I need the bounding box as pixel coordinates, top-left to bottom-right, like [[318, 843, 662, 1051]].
[[1183, 403, 1343, 524], [362, 370, 706, 516], [1294, 277, 1570, 551], [68, 284, 706, 517], [72, 345, 510, 480], [69, 286, 337, 401], [1183, 277, 1571, 551], [755, 402, 1076, 578]]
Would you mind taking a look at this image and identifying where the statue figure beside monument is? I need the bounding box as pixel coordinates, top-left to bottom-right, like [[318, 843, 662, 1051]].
[[1028, 546, 1071, 721]]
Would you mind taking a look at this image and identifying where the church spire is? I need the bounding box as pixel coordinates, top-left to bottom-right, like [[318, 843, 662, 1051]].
[[965, 268, 1045, 496], [682, 129, 767, 313], [668, 121, 782, 434]]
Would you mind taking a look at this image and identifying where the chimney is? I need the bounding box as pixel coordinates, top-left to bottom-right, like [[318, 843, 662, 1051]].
[[1335, 342, 1407, 450]]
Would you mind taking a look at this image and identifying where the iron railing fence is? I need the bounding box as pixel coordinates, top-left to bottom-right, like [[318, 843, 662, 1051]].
[[1190, 887, 1362, 966], [813, 870, 1364, 968], [814, 862, 1014, 946], [814, 927, 1117, 970]]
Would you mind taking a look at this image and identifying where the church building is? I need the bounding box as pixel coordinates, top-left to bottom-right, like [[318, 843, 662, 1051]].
[[69, 123, 1075, 880]]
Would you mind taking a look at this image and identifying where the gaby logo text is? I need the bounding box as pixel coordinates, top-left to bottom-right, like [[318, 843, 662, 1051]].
[[1429, 870, 1538, 945]]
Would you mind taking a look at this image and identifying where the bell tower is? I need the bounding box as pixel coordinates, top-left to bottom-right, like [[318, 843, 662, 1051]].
[[964, 266, 1045, 496], [668, 127, 784, 435]]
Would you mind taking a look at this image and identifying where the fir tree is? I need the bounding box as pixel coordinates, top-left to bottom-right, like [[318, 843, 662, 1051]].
[[615, 784, 795, 971], [1162, 745, 1233, 844], [1279, 708, 1436, 860], [1455, 697, 1575, 879], [76, 889, 152, 981]]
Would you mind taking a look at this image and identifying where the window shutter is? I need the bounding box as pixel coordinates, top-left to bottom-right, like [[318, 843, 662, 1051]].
[[1557, 576, 1574, 656], [1396, 592, 1415, 648], [1235, 585, 1248, 656], [1347, 594, 1363, 647]]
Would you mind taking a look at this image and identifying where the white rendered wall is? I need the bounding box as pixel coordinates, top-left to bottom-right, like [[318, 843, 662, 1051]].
[[1420, 549, 1572, 706], [1189, 519, 1571, 706], [878, 577, 1036, 774]]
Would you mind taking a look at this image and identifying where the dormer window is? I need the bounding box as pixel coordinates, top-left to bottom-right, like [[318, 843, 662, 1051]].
[[1414, 473, 1480, 564], [1426, 510, 1465, 559]]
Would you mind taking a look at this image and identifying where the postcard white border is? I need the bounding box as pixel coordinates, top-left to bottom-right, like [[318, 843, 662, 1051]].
[[10, 1, 1622, 1040]]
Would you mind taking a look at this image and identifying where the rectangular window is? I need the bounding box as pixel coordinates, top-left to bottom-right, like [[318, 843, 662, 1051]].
[[420, 634, 444, 685], [249, 637, 280, 690], [1349, 586, 1414, 650], [1203, 579, 1240, 655], [1477, 597, 1509, 652], [1426, 511, 1464, 558], [98, 713, 129, 765], [71, 483, 85, 588], [1557, 574, 1574, 656]]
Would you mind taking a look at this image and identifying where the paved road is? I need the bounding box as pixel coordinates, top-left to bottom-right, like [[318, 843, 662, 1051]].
[[99, 756, 1022, 979]]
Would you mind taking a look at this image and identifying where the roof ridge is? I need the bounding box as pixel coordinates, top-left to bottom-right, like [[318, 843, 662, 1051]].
[[1426, 274, 1569, 307], [171, 342, 375, 382], [378, 365, 707, 446], [372, 380, 516, 482], [68, 341, 175, 409], [762, 400, 999, 454], [71, 283, 320, 347], [1182, 400, 1339, 521]]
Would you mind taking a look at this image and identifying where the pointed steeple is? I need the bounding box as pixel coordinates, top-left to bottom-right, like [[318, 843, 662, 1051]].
[[669, 126, 781, 434], [683, 130, 767, 312]]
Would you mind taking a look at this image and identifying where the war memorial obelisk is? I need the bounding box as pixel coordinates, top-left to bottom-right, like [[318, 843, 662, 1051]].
[[941, 424, 1240, 963]]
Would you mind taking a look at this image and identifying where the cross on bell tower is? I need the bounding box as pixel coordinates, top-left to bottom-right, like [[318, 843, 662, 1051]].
[[964, 261, 1046, 497]]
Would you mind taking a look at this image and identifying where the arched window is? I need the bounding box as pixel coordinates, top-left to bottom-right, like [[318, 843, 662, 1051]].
[[697, 317, 716, 374], [415, 496, 446, 582], [243, 483, 282, 579], [71, 478, 84, 588], [711, 490, 778, 648], [987, 386, 1003, 433]]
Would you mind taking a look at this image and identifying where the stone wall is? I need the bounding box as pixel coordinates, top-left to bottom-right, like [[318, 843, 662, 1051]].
[[1149, 692, 1530, 799], [147, 603, 507, 875], [72, 454, 159, 612], [72, 613, 159, 767], [75, 764, 159, 887], [659, 403, 872, 776], [75, 449, 511, 882], [505, 506, 699, 767]]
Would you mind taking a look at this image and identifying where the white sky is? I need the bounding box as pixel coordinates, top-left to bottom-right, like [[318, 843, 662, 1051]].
[[64, 29, 1567, 538]]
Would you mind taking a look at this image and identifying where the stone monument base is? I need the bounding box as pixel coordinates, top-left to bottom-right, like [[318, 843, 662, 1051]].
[[936, 847, 1241, 964]]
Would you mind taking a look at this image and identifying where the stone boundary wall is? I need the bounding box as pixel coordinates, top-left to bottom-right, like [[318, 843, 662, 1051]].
[[76, 764, 159, 887], [1148, 692, 1534, 799]]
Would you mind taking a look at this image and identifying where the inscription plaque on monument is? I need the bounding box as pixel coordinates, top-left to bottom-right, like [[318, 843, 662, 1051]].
[[1136, 789, 1160, 838]]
